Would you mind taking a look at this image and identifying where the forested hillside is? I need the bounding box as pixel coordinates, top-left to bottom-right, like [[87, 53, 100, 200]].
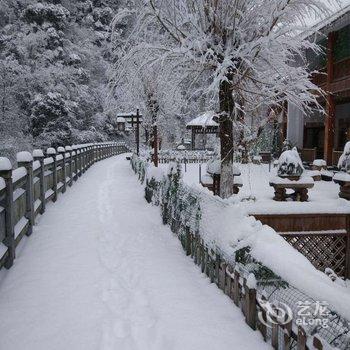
[[0, 0, 123, 157]]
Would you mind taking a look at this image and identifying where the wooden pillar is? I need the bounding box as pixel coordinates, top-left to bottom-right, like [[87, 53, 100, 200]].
[[33, 149, 45, 214], [58, 147, 66, 193], [0, 159, 15, 269], [324, 32, 335, 165], [191, 128, 196, 150], [47, 148, 58, 202], [17, 152, 34, 237]]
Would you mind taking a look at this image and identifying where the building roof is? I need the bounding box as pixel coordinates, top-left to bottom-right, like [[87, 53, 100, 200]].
[[186, 111, 219, 128], [303, 4, 350, 40]]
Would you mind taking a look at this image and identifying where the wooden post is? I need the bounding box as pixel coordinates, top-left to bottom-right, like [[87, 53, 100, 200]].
[[313, 336, 324, 350], [0, 160, 15, 268], [213, 174, 220, 196], [47, 148, 57, 202], [33, 149, 45, 214], [245, 283, 257, 330], [297, 326, 307, 350], [65, 146, 73, 187], [233, 269, 240, 306], [191, 128, 196, 150], [17, 152, 34, 236], [77, 149, 82, 177], [57, 147, 66, 193], [324, 31, 335, 165], [136, 109, 140, 156], [153, 124, 158, 167]]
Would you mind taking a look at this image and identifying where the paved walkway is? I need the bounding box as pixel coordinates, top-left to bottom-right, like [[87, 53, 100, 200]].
[[0, 155, 268, 350]]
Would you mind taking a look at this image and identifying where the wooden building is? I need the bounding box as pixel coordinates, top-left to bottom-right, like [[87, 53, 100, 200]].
[[287, 6, 350, 165]]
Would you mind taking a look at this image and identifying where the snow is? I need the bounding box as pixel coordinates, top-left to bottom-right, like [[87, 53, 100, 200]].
[[57, 146, 65, 153], [178, 162, 350, 215], [0, 243, 7, 260], [65, 146, 72, 151], [246, 273, 257, 290], [46, 147, 56, 155], [0, 178, 5, 191], [12, 167, 27, 184], [0, 155, 268, 350], [206, 159, 241, 176], [313, 159, 327, 167], [44, 157, 54, 165], [116, 116, 126, 123], [33, 149, 44, 158], [186, 111, 219, 128], [14, 217, 29, 239], [333, 172, 350, 182], [277, 147, 304, 176], [0, 157, 12, 171], [16, 151, 33, 163], [270, 175, 314, 185], [33, 161, 41, 171]]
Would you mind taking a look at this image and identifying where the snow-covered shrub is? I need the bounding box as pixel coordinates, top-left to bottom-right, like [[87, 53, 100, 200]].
[[277, 147, 304, 178], [338, 141, 350, 171]]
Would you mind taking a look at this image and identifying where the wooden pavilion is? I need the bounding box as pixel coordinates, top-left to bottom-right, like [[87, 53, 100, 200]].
[[186, 111, 219, 150]]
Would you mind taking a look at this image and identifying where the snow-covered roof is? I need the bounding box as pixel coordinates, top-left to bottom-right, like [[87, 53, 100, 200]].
[[302, 4, 350, 40], [116, 117, 126, 123], [186, 111, 219, 128]]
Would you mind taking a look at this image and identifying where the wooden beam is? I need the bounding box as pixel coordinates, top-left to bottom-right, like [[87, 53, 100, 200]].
[[324, 32, 336, 164]]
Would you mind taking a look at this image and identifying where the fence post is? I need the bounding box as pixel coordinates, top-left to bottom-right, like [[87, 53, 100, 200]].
[[17, 151, 34, 236], [47, 148, 57, 202], [82, 147, 86, 174], [297, 326, 307, 350], [65, 146, 73, 187], [57, 147, 66, 193], [33, 149, 45, 214], [233, 269, 240, 306], [0, 158, 15, 269], [244, 274, 257, 330], [77, 148, 82, 177]]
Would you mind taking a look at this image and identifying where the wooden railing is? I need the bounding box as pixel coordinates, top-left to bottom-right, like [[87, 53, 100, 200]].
[[0, 142, 128, 270]]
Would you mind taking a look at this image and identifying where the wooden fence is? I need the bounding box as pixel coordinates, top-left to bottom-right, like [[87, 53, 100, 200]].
[[0, 142, 128, 270], [167, 220, 330, 350]]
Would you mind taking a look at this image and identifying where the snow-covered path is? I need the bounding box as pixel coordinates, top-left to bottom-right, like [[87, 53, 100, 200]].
[[0, 155, 268, 350]]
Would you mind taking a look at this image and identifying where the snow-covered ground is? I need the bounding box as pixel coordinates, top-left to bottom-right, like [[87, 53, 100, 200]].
[[179, 163, 350, 215], [0, 155, 269, 350]]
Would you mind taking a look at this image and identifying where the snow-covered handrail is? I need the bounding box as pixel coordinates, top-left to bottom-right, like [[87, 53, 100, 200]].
[[0, 142, 129, 270]]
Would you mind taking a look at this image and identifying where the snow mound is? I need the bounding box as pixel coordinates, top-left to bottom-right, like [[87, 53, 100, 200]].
[[33, 149, 44, 158], [16, 151, 33, 163], [57, 147, 65, 153], [0, 157, 12, 171], [277, 148, 304, 177], [313, 159, 326, 167], [47, 148, 56, 155]]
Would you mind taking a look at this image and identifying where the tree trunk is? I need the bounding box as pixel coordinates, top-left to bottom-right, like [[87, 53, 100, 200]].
[[219, 79, 234, 198]]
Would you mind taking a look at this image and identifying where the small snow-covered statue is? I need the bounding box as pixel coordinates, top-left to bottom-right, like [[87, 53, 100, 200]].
[[337, 141, 350, 172], [277, 147, 304, 179]]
